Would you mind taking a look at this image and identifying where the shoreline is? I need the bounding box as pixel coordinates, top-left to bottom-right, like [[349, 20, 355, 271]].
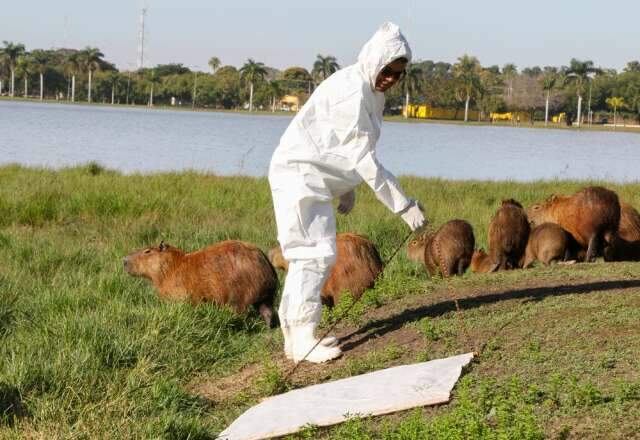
[[2, 96, 639, 134]]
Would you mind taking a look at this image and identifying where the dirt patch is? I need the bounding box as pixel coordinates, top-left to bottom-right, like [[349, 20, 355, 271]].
[[193, 272, 640, 408]]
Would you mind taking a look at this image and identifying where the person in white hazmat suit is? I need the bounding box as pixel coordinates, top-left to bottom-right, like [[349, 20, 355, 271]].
[[268, 22, 426, 364]]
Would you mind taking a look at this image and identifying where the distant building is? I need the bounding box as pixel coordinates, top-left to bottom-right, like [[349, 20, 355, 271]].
[[279, 95, 300, 112]]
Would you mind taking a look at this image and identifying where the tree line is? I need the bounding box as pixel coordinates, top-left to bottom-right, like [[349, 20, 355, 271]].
[[1, 40, 639, 124]]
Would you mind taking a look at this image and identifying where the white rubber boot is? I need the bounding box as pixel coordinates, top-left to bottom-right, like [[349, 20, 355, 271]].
[[291, 324, 342, 364], [283, 326, 338, 360]]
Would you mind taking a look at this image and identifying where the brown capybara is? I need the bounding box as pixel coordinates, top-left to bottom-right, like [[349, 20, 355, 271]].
[[604, 202, 640, 261], [269, 233, 384, 307], [526, 186, 620, 262], [470, 248, 498, 273], [522, 223, 572, 268], [421, 220, 475, 277], [488, 199, 530, 271], [407, 233, 428, 263], [124, 240, 278, 326]]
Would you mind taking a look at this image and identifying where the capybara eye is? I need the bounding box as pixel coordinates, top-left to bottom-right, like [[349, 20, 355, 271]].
[[411, 240, 417, 245], [143, 249, 151, 254]]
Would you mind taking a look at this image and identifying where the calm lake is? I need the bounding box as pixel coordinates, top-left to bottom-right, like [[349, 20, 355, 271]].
[[2, 100, 639, 182]]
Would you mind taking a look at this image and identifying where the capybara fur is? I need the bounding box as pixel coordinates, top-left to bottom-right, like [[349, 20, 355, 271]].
[[269, 233, 384, 307], [522, 223, 572, 268], [488, 199, 530, 270], [526, 186, 621, 262], [124, 240, 278, 326], [470, 248, 498, 273], [604, 202, 640, 261], [422, 220, 475, 277]]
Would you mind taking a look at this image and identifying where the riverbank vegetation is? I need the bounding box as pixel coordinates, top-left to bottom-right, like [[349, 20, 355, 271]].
[[0, 165, 639, 438], [1, 40, 640, 126]]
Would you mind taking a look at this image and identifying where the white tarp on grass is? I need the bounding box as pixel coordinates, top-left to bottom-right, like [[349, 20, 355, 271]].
[[217, 352, 474, 440]]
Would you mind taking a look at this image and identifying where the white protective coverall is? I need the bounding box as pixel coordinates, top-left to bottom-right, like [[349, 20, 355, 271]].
[[268, 22, 424, 363]]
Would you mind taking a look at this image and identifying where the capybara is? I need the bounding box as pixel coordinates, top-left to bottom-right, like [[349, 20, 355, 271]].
[[269, 233, 384, 307], [407, 233, 427, 263], [522, 223, 572, 268], [124, 240, 278, 326], [526, 186, 620, 262], [421, 220, 475, 277], [604, 202, 640, 261], [470, 248, 498, 273], [488, 199, 530, 271]]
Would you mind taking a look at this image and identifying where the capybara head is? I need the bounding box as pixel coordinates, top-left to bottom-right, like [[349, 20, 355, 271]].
[[470, 248, 499, 273], [123, 241, 182, 280], [526, 195, 560, 227], [407, 233, 428, 263], [268, 246, 289, 271]]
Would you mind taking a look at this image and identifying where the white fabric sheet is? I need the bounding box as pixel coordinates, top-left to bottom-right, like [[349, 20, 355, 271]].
[[217, 352, 474, 440]]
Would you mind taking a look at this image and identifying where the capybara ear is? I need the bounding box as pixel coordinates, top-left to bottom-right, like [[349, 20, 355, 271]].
[[159, 241, 168, 252]]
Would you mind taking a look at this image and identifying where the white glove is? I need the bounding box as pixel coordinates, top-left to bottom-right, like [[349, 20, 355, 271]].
[[400, 200, 426, 231], [337, 190, 356, 215]]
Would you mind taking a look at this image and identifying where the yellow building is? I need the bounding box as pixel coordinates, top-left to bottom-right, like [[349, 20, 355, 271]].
[[279, 95, 300, 112], [406, 104, 479, 121]]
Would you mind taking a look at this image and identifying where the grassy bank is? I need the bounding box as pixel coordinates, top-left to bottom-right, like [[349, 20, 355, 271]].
[[0, 165, 639, 438]]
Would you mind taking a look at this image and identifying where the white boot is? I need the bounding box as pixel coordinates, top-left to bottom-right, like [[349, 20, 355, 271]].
[[283, 326, 338, 360], [291, 324, 342, 363]]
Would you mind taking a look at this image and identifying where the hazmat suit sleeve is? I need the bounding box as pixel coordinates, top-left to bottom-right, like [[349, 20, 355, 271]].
[[346, 104, 412, 214], [354, 146, 411, 213]]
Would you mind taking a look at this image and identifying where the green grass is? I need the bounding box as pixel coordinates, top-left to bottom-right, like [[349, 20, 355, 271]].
[[0, 165, 639, 438]]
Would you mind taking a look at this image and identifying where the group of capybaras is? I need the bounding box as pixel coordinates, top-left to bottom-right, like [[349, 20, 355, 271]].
[[122, 185, 639, 332]]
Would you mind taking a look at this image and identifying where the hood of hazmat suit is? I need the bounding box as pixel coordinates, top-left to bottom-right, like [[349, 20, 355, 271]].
[[269, 22, 412, 213]]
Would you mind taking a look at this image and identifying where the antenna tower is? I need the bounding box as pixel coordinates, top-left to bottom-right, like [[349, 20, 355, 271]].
[[137, 2, 149, 69]]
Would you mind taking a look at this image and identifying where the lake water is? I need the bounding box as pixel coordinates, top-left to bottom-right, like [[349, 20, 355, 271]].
[[2, 100, 639, 182]]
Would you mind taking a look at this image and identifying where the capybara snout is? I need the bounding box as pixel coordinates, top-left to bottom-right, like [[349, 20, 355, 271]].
[[124, 240, 278, 327]]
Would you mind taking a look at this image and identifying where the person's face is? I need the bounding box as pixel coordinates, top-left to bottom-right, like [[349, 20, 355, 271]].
[[375, 59, 408, 92]]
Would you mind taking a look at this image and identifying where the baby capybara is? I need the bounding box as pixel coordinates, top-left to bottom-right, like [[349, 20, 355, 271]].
[[522, 223, 572, 268], [420, 220, 475, 277], [470, 248, 497, 273], [527, 187, 620, 262], [124, 240, 278, 326], [269, 233, 384, 307], [488, 199, 530, 271], [604, 202, 640, 261]]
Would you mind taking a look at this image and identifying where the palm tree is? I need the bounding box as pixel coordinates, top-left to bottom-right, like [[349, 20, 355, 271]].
[[312, 54, 340, 83], [239, 59, 267, 112], [80, 47, 104, 103], [30, 50, 49, 101], [541, 67, 558, 126], [104, 71, 119, 104], [0, 41, 26, 97], [64, 53, 80, 102], [266, 80, 284, 112], [208, 57, 221, 74], [453, 55, 482, 122], [15, 55, 33, 98], [502, 63, 517, 99], [565, 59, 600, 127], [400, 64, 423, 118], [605, 97, 625, 129], [145, 69, 161, 107]]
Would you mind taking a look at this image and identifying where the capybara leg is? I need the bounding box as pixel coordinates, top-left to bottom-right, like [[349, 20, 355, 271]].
[[586, 233, 601, 262], [522, 256, 533, 269], [456, 258, 469, 276], [563, 247, 571, 262], [259, 303, 274, 328]]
